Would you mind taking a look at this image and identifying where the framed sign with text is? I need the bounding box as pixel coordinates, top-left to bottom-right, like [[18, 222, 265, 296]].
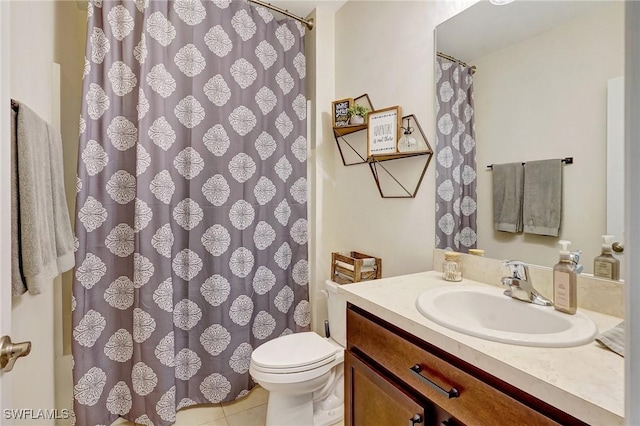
[[367, 106, 402, 157], [332, 98, 353, 128]]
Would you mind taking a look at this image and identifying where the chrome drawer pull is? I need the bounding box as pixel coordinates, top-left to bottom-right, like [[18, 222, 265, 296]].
[[409, 414, 423, 426], [409, 364, 460, 399]]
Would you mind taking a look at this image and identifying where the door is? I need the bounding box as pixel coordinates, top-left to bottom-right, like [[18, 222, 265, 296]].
[[1, 0, 13, 415], [345, 351, 426, 426]]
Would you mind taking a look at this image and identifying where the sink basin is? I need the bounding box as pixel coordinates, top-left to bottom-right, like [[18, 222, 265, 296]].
[[416, 285, 598, 347]]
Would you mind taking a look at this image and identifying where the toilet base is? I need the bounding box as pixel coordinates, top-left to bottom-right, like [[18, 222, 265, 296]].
[[263, 366, 344, 426], [266, 391, 314, 426], [313, 402, 343, 426], [265, 391, 344, 426]]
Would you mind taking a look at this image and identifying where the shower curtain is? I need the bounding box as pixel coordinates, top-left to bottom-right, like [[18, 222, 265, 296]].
[[435, 56, 477, 252], [72, 1, 308, 425]]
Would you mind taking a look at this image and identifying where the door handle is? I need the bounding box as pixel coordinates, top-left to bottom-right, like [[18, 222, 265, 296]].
[[409, 414, 423, 426], [0, 335, 31, 372]]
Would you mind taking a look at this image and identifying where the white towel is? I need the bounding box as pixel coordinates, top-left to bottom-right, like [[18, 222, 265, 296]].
[[12, 101, 75, 295], [335, 259, 376, 272]]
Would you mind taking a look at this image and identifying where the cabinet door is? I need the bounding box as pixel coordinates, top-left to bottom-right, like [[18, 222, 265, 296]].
[[345, 351, 426, 426]]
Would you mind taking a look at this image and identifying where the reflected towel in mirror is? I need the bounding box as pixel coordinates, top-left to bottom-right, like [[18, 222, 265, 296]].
[[523, 159, 562, 236], [492, 162, 524, 233]]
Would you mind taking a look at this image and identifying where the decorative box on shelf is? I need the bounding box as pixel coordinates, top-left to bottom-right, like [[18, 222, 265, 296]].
[[331, 251, 382, 284]]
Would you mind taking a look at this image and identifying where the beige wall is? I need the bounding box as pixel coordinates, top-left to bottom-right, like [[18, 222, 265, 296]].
[[54, 0, 87, 356], [306, 8, 338, 334], [52, 1, 87, 420], [473, 2, 624, 272], [332, 1, 476, 279]]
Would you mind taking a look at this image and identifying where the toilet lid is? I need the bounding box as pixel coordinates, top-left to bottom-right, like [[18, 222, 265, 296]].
[[252, 332, 338, 371]]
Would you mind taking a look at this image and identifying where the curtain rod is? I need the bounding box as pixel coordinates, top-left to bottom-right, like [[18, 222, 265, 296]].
[[487, 157, 574, 169], [247, 0, 314, 30], [437, 52, 476, 74]]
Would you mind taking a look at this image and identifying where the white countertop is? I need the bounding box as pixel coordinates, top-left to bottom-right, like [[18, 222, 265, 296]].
[[338, 271, 624, 425]]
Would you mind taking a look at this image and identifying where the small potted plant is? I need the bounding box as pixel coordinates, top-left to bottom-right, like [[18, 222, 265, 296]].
[[347, 104, 370, 125]]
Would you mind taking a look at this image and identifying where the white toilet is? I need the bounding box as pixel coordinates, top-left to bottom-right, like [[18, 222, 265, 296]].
[[249, 280, 346, 426]]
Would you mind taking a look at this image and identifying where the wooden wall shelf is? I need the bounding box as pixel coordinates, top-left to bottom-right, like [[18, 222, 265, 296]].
[[333, 96, 433, 198], [334, 124, 368, 137], [368, 150, 431, 162]]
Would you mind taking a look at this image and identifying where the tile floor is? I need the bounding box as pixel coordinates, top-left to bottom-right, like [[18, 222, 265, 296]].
[[110, 386, 344, 426]]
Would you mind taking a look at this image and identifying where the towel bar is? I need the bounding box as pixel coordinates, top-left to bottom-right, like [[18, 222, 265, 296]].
[[487, 157, 573, 169]]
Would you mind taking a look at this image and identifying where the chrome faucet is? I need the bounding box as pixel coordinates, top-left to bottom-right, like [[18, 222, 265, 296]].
[[501, 260, 553, 306]]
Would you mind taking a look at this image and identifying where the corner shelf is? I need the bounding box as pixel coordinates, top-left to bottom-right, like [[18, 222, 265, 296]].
[[332, 99, 433, 198]]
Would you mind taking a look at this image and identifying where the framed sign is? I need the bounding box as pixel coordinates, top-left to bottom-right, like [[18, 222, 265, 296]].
[[332, 98, 353, 128], [367, 106, 402, 156]]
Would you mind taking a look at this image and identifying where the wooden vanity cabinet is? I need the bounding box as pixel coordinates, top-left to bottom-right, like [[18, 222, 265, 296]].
[[345, 304, 588, 426]]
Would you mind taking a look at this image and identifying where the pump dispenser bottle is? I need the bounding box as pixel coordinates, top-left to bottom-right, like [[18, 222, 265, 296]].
[[553, 240, 577, 315], [594, 235, 620, 280]]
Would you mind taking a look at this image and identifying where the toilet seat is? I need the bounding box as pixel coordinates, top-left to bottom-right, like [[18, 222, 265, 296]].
[[252, 332, 339, 374]]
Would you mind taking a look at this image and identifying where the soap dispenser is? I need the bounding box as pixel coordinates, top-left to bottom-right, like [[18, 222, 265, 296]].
[[553, 240, 577, 315], [594, 235, 620, 280]]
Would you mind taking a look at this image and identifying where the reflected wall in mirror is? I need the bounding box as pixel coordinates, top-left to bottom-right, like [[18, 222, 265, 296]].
[[436, 0, 624, 277]]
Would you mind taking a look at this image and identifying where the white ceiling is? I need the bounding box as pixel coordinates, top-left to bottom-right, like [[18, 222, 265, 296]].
[[436, 0, 611, 63], [262, 0, 348, 18]]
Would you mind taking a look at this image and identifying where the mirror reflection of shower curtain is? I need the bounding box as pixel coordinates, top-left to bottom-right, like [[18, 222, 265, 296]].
[[72, 2, 309, 425], [435, 57, 477, 253]]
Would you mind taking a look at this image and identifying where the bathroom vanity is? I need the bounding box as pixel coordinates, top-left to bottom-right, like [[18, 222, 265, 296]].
[[339, 271, 624, 426], [347, 305, 577, 425]]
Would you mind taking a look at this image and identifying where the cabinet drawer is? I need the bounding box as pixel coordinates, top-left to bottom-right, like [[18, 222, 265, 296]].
[[347, 306, 560, 426]]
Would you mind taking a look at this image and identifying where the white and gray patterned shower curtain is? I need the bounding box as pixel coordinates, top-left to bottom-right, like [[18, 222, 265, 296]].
[[72, 1, 308, 425], [435, 57, 477, 252]]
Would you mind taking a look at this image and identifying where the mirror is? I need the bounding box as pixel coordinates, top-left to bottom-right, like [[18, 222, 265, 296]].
[[435, 0, 625, 277]]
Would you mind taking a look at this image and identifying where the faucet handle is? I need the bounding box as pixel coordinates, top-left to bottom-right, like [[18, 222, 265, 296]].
[[503, 260, 529, 281]]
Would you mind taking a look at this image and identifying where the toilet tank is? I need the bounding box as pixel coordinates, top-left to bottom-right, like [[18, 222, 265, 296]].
[[324, 280, 346, 347]]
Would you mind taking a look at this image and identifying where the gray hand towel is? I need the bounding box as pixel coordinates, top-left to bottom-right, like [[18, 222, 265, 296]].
[[492, 162, 524, 233], [596, 321, 624, 357], [523, 159, 562, 236], [10, 108, 27, 296], [12, 101, 75, 296]]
